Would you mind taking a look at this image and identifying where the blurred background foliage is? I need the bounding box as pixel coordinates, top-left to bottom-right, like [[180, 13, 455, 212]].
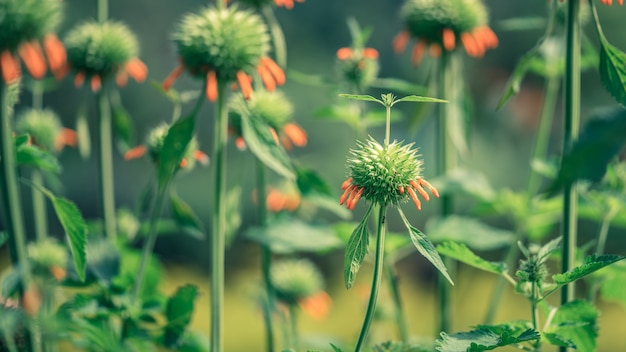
[[3, 0, 626, 350]]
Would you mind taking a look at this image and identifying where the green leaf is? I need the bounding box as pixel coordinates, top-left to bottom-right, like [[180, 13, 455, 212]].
[[76, 101, 91, 160], [165, 284, 198, 347], [344, 204, 374, 289], [157, 115, 195, 191], [599, 261, 626, 308], [0, 232, 6, 247], [248, 216, 343, 254], [497, 48, 540, 109], [51, 196, 87, 282], [111, 100, 135, 153], [393, 95, 447, 105], [296, 166, 332, 196], [545, 300, 598, 351], [329, 344, 343, 352], [338, 94, 382, 104], [597, 29, 626, 106], [170, 190, 205, 239], [240, 110, 295, 180], [16, 143, 61, 173], [398, 209, 453, 285], [437, 242, 506, 275], [552, 255, 625, 286], [436, 327, 539, 352], [426, 216, 514, 250]]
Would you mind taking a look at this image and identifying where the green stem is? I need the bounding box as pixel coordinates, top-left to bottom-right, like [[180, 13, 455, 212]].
[[436, 49, 454, 335], [354, 205, 387, 352], [531, 281, 541, 351], [210, 83, 228, 352], [384, 105, 391, 147], [262, 5, 287, 68], [385, 259, 409, 343], [132, 185, 168, 303], [588, 207, 617, 301], [97, 85, 117, 241], [2, 328, 19, 352], [561, 0, 580, 309], [256, 160, 275, 352], [288, 304, 299, 351], [97, 0, 107, 22], [31, 170, 48, 241]]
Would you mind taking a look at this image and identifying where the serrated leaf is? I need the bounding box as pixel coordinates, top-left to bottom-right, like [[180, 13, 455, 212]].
[[165, 284, 198, 347], [552, 255, 625, 286], [338, 94, 382, 104], [51, 196, 87, 282], [426, 216, 514, 250], [436, 327, 539, 352], [543, 332, 576, 348], [247, 217, 343, 254], [16, 143, 61, 173], [157, 115, 195, 191], [545, 300, 598, 352], [344, 204, 374, 289], [437, 242, 506, 275], [393, 95, 447, 105], [597, 29, 626, 106], [536, 236, 562, 264], [497, 48, 540, 109], [240, 110, 295, 180], [170, 190, 205, 239], [399, 209, 453, 285]]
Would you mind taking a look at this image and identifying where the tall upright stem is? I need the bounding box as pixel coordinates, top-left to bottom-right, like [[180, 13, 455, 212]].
[[30, 82, 48, 241], [96, 86, 117, 241], [354, 206, 387, 352], [385, 260, 409, 343], [97, 0, 108, 22], [256, 160, 275, 352], [561, 0, 580, 309], [436, 50, 454, 334], [211, 83, 228, 352]]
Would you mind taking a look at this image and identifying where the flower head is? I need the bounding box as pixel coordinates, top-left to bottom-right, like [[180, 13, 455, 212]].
[[16, 108, 77, 153], [336, 47, 380, 91], [164, 6, 284, 102], [596, 0, 623, 5], [340, 136, 439, 210], [64, 21, 148, 92], [27, 238, 68, 281], [229, 90, 307, 150], [124, 123, 208, 170], [394, 0, 498, 64], [0, 0, 66, 83], [235, 0, 305, 9], [271, 258, 330, 318]]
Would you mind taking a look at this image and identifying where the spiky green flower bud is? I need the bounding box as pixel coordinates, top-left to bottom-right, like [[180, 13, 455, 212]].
[[65, 21, 139, 78], [27, 238, 68, 274], [271, 258, 324, 305], [145, 123, 201, 169], [15, 108, 61, 151], [0, 0, 63, 52], [173, 6, 269, 81], [341, 136, 438, 209]]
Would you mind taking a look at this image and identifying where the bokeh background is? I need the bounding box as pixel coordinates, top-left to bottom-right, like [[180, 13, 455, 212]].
[[3, 0, 626, 350]]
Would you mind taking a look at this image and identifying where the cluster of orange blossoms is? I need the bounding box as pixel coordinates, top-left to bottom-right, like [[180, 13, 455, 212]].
[[339, 176, 439, 211], [1, 35, 66, 84]]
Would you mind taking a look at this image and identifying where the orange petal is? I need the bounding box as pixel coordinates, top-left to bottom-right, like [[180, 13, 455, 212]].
[[266, 189, 286, 212], [281, 135, 293, 151], [179, 158, 188, 168], [470, 32, 486, 57], [43, 34, 67, 75], [363, 48, 379, 59], [429, 43, 442, 58], [53, 63, 69, 80], [124, 145, 147, 160], [257, 64, 276, 92], [54, 128, 78, 150], [419, 178, 440, 198], [90, 75, 102, 92], [479, 26, 499, 49], [336, 47, 353, 60], [393, 31, 410, 54], [162, 63, 185, 91], [235, 136, 247, 150], [283, 194, 301, 211], [283, 123, 307, 147], [116, 71, 129, 87], [398, 185, 405, 194], [19, 42, 47, 79], [340, 185, 356, 205], [280, 0, 294, 9], [236, 71, 253, 100], [261, 57, 285, 86], [461, 33, 479, 57], [410, 180, 430, 201], [442, 28, 456, 51], [347, 187, 364, 210], [22, 286, 42, 317], [125, 58, 148, 83], [411, 40, 426, 66], [341, 177, 352, 190], [206, 70, 218, 102], [0, 50, 21, 83], [194, 150, 209, 165], [407, 187, 422, 210], [74, 71, 85, 88], [299, 291, 332, 320], [49, 265, 66, 281]]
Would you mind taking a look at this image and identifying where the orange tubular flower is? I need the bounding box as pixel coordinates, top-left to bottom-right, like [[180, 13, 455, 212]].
[[298, 291, 332, 320], [0, 0, 66, 84], [236, 0, 305, 9], [336, 44, 380, 90], [167, 6, 282, 102], [395, 0, 498, 65], [64, 21, 148, 93]]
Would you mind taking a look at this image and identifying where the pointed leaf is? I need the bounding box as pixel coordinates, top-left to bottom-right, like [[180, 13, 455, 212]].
[[399, 209, 453, 285], [338, 94, 382, 104], [329, 343, 343, 352], [393, 95, 447, 105], [437, 241, 506, 275], [157, 115, 195, 191], [170, 191, 205, 239], [436, 327, 539, 352], [497, 48, 540, 109], [597, 30, 626, 106], [240, 111, 295, 180], [111, 102, 134, 153], [16, 143, 61, 173], [552, 255, 625, 286], [165, 284, 198, 347], [545, 300, 598, 352], [344, 204, 374, 289]]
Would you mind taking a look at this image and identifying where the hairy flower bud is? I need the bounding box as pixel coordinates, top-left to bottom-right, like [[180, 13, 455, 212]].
[[271, 258, 324, 305], [16, 108, 61, 151]]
